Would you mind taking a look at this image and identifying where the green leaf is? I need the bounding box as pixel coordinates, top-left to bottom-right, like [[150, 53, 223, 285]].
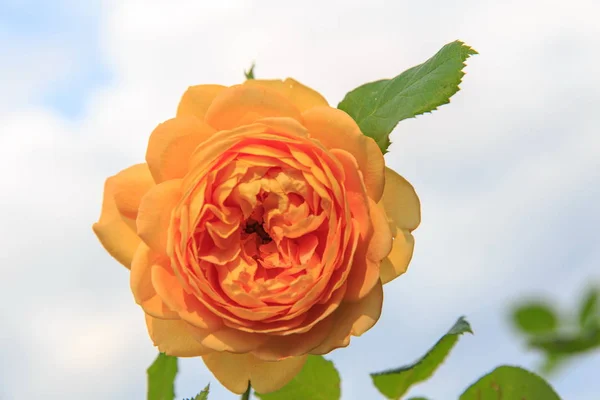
[[371, 317, 472, 399], [338, 40, 477, 153], [528, 325, 600, 355], [254, 355, 340, 400], [579, 287, 599, 329], [459, 365, 561, 400], [147, 353, 178, 400], [183, 384, 210, 400], [512, 302, 559, 335], [244, 63, 256, 80]]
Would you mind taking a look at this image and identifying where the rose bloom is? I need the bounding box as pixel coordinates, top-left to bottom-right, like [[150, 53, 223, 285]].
[[93, 78, 420, 394]]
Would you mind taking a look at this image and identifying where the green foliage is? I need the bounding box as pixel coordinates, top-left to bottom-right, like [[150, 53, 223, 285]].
[[579, 287, 599, 329], [512, 302, 558, 335], [147, 353, 178, 400], [183, 384, 210, 400], [511, 285, 600, 376], [338, 40, 477, 153], [371, 317, 472, 399], [254, 355, 340, 400], [459, 366, 561, 400], [244, 63, 256, 80]]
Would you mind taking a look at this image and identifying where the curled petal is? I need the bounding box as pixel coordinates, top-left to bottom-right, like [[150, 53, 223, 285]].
[[151, 264, 223, 331], [111, 163, 155, 219], [311, 281, 383, 355], [205, 85, 302, 131], [130, 243, 178, 319], [379, 228, 415, 284], [186, 323, 268, 353], [145, 314, 213, 357], [92, 171, 143, 269], [136, 179, 182, 255], [366, 199, 393, 263], [251, 317, 334, 361], [177, 84, 226, 120], [146, 117, 215, 183], [202, 352, 307, 394], [302, 106, 385, 201], [344, 243, 380, 302], [245, 78, 329, 112], [382, 167, 421, 231]]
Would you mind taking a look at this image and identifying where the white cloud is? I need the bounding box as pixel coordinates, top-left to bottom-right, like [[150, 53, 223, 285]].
[[1, 0, 599, 399]]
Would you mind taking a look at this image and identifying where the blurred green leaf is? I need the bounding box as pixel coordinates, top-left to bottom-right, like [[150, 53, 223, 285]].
[[338, 40, 477, 153], [528, 326, 600, 355], [244, 63, 256, 80], [371, 317, 472, 399], [459, 365, 561, 399], [579, 287, 599, 329], [147, 353, 178, 400], [254, 355, 340, 400], [539, 353, 568, 376], [512, 302, 558, 335], [183, 384, 210, 400]]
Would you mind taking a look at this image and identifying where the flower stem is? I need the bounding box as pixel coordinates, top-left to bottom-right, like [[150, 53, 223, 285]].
[[241, 382, 251, 400]]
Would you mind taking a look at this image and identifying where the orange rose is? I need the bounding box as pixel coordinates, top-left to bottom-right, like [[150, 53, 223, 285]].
[[93, 78, 420, 394]]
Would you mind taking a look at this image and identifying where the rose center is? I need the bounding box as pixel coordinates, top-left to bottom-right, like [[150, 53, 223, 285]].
[[243, 218, 272, 244]]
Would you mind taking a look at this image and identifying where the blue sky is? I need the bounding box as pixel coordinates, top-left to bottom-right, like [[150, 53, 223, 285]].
[[0, 0, 109, 117], [0, 1, 598, 399]]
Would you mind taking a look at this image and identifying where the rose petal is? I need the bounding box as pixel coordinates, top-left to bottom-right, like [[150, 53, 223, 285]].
[[146, 117, 215, 183], [311, 281, 383, 354], [251, 317, 334, 361], [382, 167, 421, 231], [202, 352, 307, 394], [245, 78, 328, 112], [130, 243, 178, 319], [92, 172, 142, 269], [136, 179, 182, 255], [151, 263, 223, 331], [379, 228, 415, 284], [177, 84, 226, 120], [366, 199, 393, 263], [205, 85, 302, 131], [302, 106, 385, 202], [111, 163, 155, 219], [344, 243, 380, 302], [145, 314, 213, 357], [186, 323, 268, 353]]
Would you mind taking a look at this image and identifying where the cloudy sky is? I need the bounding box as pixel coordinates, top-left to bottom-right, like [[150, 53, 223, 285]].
[[1, 0, 599, 399]]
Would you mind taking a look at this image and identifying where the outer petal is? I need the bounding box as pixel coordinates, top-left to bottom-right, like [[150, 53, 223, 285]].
[[302, 106, 385, 202], [251, 317, 334, 361], [130, 243, 178, 319], [202, 352, 307, 394], [367, 199, 394, 263], [244, 78, 329, 112], [112, 163, 155, 219], [379, 167, 420, 283], [205, 85, 302, 131], [92, 170, 144, 269], [379, 228, 415, 284], [151, 264, 223, 331], [186, 323, 268, 353], [146, 117, 216, 183], [382, 167, 421, 231], [136, 179, 182, 255], [145, 314, 213, 357], [177, 84, 226, 120], [311, 281, 383, 355]]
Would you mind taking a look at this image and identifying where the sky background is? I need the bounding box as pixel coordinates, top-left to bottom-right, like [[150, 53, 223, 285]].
[[1, 0, 599, 399]]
